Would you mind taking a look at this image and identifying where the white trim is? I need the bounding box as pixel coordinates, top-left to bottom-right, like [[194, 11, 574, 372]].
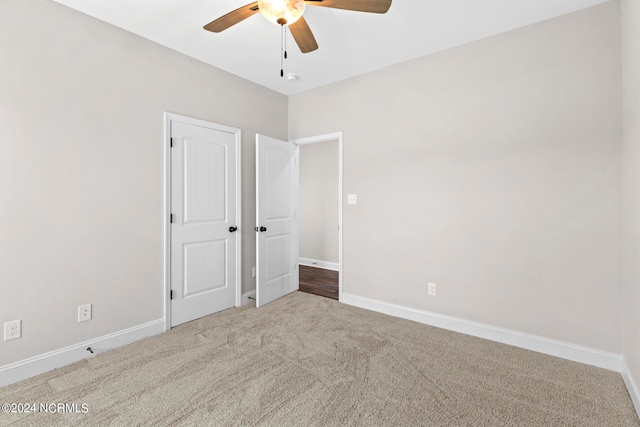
[[164, 113, 242, 331], [291, 132, 344, 301], [164, 113, 171, 332], [242, 291, 256, 306], [299, 257, 340, 271], [0, 319, 164, 387], [235, 127, 242, 309], [341, 293, 622, 372], [622, 360, 640, 418]]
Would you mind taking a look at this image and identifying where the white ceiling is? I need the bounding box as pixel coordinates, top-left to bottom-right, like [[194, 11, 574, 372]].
[[51, 0, 610, 96]]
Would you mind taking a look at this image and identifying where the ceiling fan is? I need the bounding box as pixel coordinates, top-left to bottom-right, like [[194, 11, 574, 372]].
[[203, 0, 392, 54]]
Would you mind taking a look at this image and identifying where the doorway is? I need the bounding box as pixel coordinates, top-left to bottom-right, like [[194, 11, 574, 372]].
[[292, 132, 343, 301]]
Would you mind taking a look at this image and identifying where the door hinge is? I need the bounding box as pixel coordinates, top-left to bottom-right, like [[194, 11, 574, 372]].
[[170, 290, 173, 300], [170, 137, 174, 148], [170, 214, 173, 223]]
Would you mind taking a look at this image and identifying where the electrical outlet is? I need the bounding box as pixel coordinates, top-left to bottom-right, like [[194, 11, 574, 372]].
[[252, 266, 256, 278], [347, 194, 358, 205], [4, 319, 21, 341], [78, 304, 92, 322], [428, 282, 437, 296]]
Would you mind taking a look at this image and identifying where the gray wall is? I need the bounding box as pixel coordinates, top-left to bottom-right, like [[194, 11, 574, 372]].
[[1, 0, 633, 385], [299, 140, 339, 264], [622, 0, 640, 393], [0, 0, 287, 366], [289, 2, 622, 353]]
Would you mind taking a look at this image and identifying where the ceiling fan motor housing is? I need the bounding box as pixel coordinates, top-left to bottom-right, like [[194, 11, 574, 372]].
[[258, 0, 305, 26]]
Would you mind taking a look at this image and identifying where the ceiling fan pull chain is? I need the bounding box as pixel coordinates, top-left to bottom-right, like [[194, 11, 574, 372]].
[[284, 26, 288, 60], [280, 24, 284, 77]]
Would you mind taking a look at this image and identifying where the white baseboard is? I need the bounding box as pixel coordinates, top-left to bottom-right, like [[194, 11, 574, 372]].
[[622, 360, 640, 418], [0, 319, 164, 387], [242, 291, 256, 306], [341, 293, 622, 372], [299, 257, 340, 271]]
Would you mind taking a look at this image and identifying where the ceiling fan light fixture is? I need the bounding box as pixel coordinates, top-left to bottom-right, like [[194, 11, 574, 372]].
[[257, 0, 305, 26]]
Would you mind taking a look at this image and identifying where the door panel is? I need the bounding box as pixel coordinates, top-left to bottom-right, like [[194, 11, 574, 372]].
[[265, 147, 291, 219], [171, 120, 237, 327], [256, 134, 299, 307], [183, 240, 226, 296], [184, 139, 227, 223]]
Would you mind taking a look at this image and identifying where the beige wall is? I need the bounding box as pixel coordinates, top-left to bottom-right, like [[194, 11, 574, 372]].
[[0, 0, 287, 365], [299, 140, 340, 264], [622, 0, 640, 394], [290, 2, 622, 352], [0, 0, 631, 376]]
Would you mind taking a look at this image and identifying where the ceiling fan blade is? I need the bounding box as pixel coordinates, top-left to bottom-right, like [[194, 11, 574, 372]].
[[203, 2, 260, 33], [305, 0, 391, 14], [289, 17, 318, 53]]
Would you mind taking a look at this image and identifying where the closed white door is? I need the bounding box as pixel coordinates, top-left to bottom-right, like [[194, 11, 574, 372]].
[[170, 119, 239, 327], [256, 134, 299, 307]]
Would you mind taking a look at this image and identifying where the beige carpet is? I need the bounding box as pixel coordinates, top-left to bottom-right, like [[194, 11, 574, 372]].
[[0, 291, 638, 426]]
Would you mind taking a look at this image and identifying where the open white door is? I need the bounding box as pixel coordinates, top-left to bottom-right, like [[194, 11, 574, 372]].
[[256, 134, 299, 307], [169, 118, 240, 327]]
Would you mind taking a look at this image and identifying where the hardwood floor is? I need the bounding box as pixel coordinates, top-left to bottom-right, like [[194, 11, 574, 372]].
[[299, 265, 339, 300]]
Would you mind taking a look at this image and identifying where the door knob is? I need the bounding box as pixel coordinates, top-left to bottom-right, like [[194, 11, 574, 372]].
[[260, 226, 267, 232], [229, 226, 238, 232]]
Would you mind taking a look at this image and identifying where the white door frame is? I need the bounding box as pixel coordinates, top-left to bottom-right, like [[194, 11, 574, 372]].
[[163, 112, 242, 331], [291, 132, 344, 301]]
